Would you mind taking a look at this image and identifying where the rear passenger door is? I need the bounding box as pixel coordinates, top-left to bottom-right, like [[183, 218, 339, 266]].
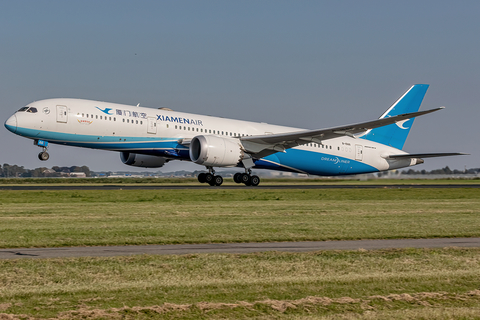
[[355, 145, 363, 161]]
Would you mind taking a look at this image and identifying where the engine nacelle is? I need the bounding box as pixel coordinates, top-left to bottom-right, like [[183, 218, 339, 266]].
[[189, 135, 244, 167], [120, 152, 167, 168]]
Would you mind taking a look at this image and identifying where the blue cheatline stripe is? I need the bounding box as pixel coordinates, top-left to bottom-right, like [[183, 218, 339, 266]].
[[14, 126, 177, 143], [254, 149, 379, 176], [13, 126, 187, 157]]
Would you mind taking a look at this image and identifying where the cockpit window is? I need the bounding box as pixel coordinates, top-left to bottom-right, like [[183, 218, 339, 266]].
[[17, 106, 38, 113]]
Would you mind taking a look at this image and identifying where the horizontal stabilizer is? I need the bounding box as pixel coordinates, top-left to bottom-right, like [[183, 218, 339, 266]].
[[386, 153, 468, 159]]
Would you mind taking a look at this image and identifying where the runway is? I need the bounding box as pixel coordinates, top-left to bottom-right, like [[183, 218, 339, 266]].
[[1, 238, 479, 259], [1, 183, 479, 190]]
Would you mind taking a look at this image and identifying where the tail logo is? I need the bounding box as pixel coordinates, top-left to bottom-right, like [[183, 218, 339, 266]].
[[384, 115, 411, 130], [395, 119, 411, 130]]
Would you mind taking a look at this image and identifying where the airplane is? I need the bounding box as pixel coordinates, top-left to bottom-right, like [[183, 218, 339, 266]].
[[4, 84, 466, 186]]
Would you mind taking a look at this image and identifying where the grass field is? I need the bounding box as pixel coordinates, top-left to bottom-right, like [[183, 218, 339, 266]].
[[1, 249, 480, 319], [0, 188, 479, 248], [1, 185, 480, 319]]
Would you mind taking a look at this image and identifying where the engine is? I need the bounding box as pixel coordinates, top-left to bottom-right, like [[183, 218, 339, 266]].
[[189, 135, 244, 167], [120, 152, 168, 168]]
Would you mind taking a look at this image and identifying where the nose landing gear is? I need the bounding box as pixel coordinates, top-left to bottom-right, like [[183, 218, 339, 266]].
[[35, 140, 49, 161], [38, 149, 49, 161]]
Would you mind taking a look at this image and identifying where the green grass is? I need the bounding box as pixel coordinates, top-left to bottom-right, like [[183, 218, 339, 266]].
[[1, 187, 480, 319], [1, 249, 480, 318], [0, 188, 479, 248]]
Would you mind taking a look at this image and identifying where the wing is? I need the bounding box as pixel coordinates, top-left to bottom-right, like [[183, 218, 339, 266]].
[[240, 107, 444, 158], [386, 153, 469, 159]]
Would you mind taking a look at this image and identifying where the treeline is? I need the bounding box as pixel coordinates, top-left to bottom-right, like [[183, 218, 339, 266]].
[[400, 166, 480, 175], [0, 164, 91, 178]]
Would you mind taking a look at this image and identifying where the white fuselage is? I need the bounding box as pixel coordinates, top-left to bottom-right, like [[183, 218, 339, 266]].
[[5, 98, 416, 175]]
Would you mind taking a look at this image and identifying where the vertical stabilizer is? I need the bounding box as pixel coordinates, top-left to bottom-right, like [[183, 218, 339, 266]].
[[361, 84, 429, 150]]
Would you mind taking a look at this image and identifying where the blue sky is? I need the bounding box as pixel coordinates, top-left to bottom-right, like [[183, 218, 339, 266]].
[[1, 1, 478, 172]]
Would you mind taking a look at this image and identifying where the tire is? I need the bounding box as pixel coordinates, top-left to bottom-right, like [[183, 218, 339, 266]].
[[214, 175, 223, 186], [233, 172, 242, 184], [250, 175, 260, 186], [205, 173, 214, 184], [208, 177, 217, 186], [38, 152, 49, 161], [240, 173, 250, 184], [198, 172, 207, 183]]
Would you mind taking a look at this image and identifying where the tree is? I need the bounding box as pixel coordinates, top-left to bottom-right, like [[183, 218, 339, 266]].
[[80, 166, 91, 177]]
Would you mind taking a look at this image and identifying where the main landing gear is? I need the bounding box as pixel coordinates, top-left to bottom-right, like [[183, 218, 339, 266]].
[[197, 167, 224, 186], [197, 167, 261, 187], [35, 140, 49, 161], [233, 168, 260, 186]]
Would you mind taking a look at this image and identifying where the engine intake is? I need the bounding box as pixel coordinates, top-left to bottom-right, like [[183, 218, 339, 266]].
[[189, 135, 244, 167], [120, 152, 167, 168]]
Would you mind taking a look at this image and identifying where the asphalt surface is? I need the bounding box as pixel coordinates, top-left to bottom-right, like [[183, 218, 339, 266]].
[[1, 238, 479, 259], [1, 184, 479, 190]]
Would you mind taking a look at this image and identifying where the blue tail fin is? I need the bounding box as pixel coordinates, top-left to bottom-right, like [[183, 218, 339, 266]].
[[361, 84, 429, 150]]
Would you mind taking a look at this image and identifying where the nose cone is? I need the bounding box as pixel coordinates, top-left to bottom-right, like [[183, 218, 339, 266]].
[[4, 114, 17, 133]]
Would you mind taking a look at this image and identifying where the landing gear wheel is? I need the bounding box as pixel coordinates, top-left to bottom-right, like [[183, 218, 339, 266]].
[[233, 172, 242, 184], [250, 175, 260, 186], [198, 172, 207, 183], [214, 175, 223, 186], [38, 151, 49, 161], [205, 173, 214, 184], [240, 173, 251, 185]]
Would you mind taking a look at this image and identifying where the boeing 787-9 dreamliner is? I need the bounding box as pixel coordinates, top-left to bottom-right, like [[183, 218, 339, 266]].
[[4, 84, 465, 186]]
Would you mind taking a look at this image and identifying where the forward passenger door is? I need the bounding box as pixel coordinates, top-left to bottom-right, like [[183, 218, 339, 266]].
[[147, 117, 157, 134], [56, 105, 68, 123]]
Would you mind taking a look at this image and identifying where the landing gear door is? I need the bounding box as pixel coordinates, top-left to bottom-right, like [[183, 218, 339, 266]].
[[56, 105, 68, 123], [147, 117, 157, 134], [355, 144, 363, 161]]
